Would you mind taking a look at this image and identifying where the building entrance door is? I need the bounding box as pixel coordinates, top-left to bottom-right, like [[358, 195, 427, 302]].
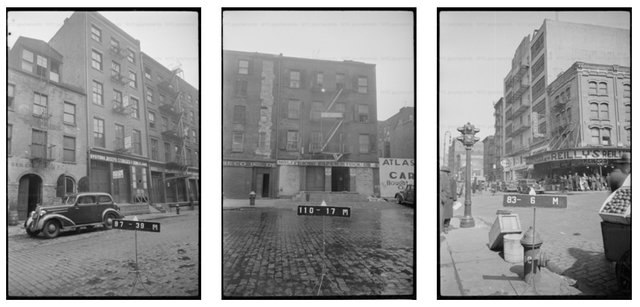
[[332, 167, 350, 192], [112, 165, 131, 203], [306, 166, 325, 191], [260, 174, 270, 197], [151, 172, 164, 203], [18, 174, 42, 220]]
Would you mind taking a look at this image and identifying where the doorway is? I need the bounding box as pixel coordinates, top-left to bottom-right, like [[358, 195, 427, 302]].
[[112, 164, 131, 203], [18, 174, 42, 220], [261, 174, 270, 197], [331, 167, 350, 192]]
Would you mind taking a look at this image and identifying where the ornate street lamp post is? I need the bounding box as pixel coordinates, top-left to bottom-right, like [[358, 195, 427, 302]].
[[456, 122, 480, 228]]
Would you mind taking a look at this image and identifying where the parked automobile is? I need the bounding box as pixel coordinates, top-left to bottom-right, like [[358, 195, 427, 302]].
[[395, 184, 415, 206], [24, 192, 124, 239], [504, 181, 519, 193], [517, 179, 545, 194]]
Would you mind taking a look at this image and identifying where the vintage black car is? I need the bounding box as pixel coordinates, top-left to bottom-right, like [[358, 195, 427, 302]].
[[395, 184, 415, 206], [517, 179, 545, 194], [24, 192, 124, 239]]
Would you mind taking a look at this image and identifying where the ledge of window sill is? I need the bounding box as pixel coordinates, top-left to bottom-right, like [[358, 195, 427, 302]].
[[62, 161, 78, 165], [64, 123, 77, 128]]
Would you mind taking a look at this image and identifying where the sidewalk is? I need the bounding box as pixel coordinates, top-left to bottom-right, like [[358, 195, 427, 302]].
[[7, 207, 198, 237], [440, 217, 583, 296]]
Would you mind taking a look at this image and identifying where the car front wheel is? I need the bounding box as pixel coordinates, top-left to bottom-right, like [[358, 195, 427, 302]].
[[103, 212, 117, 229], [42, 220, 60, 239], [396, 195, 403, 204]]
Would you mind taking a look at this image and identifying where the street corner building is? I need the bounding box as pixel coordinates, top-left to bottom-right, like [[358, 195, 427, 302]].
[[494, 19, 630, 184], [223, 50, 379, 201], [7, 12, 200, 220]]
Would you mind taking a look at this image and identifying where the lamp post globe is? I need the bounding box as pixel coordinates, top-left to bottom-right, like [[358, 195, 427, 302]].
[[456, 122, 480, 228]]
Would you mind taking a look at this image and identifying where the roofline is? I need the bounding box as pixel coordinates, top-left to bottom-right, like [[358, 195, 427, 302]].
[[224, 49, 377, 67], [8, 67, 87, 95], [547, 61, 630, 93], [141, 52, 198, 92]]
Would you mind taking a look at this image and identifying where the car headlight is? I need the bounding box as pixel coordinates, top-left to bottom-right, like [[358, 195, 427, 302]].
[[39, 209, 47, 216]]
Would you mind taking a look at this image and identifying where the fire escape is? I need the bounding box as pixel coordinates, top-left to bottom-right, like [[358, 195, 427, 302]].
[[158, 67, 188, 171], [305, 82, 348, 161]]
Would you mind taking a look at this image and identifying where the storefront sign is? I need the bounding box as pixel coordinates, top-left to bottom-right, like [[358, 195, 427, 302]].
[[379, 158, 415, 198], [113, 169, 124, 179], [223, 160, 276, 168], [527, 148, 629, 164], [277, 160, 378, 168], [90, 153, 147, 166]]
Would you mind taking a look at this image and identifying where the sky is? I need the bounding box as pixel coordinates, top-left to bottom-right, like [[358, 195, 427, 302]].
[[7, 11, 199, 89], [223, 10, 414, 121], [439, 10, 630, 159]]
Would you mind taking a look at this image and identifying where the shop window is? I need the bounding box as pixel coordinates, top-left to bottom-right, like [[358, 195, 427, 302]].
[[63, 136, 76, 162], [92, 81, 103, 105], [233, 105, 246, 123], [64, 102, 76, 125], [22, 49, 34, 72], [286, 130, 298, 151], [94, 118, 105, 148], [33, 92, 48, 116], [289, 71, 300, 88], [238, 60, 249, 75], [232, 132, 244, 152], [91, 50, 102, 70], [288, 99, 300, 119]]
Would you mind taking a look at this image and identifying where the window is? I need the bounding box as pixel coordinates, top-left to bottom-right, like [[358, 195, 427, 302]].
[[335, 103, 346, 113], [286, 131, 298, 151], [63, 136, 76, 162], [602, 128, 611, 146], [191, 130, 197, 143], [149, 111, 156, 128], [132, 129, 142, 155], [150, 138, 159, 160], [7, 124, 12, 155], [91, 50, 102, 70], [130, 97, 139, 119], [598, 82, 608, 96], [258, 132, 267, 150], [232, 132, 244, 152], [31, 129, 47, 159], [233, 105, 246, 123], [50, 61, 60, 82], [174, 145, 181, 162], [532, 77, 546, 101], [93, 118, 105, 147], [144, 67, 152, 80], [146, 87, 153, 103], [234, 80, 248, 97], [110, 38, 120, 51], [127, 48, 136, 63], [8, 84, 15, 108], [288, 99, 300, 119], [358, 77, 368, 93], [64, 102, 76, 125], [111, 61, 121, 77], [91, 25, 102, 42], [589, 103, 599, 119], [22, 49, 34, 72], [115, 124, 125, 150], [336, 73, 345, 89], [599, 103, 609, 120], [92, 81, 103, 105], [565, 87, 571, 101], [625, 105, 631, 122], [36, 55, 47, 77], [591, 128, 600, 145], [162, 116, 169, 130], [310, 131, 323, 152], [238, 60, 249, 74], [588, 82, 597, 95], [311, 101, 323, 121], [129, 70, 137, 88], [357, 104, 369, 123], [113, 90, 123, 108], [316, 72, 324, 86], [33, 92, 48, 116], [290, 71, 300, 88], [623, 84, 631, 103], [164, 142, 172, 162], [359, 134, 370, 153], [159, 94, 166, 104]]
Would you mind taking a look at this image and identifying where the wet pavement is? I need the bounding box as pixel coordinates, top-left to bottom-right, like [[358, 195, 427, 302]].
[[223, 201, 415, 297]]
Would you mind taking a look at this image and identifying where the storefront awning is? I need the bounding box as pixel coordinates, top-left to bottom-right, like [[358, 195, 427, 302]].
[[526, 147, 630, 165]]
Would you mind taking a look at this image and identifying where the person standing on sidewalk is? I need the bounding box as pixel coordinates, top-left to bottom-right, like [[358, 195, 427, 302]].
[[608, 153, 631, 192], [440, 167, 454, 234]]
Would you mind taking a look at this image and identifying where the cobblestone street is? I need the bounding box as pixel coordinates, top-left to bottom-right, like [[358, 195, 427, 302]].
[[223, 200, 414, 297], [8, 212, 199, 298]]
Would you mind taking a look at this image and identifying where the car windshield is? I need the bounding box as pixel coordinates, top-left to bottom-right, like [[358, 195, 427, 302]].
[[62, 195, 78, 205]]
